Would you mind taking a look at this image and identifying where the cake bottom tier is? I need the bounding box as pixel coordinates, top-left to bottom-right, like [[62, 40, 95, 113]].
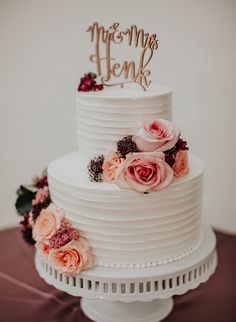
[[48, 152, 204, 268]]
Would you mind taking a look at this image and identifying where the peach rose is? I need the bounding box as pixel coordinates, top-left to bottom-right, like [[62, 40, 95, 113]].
[[102, 152, 122, 183], [33, 204, 64, 242], [173, 150, 190, 178], [133, 119, 179, 152], [48, 238, 94, 276], [36, 241, 50, 257], [115, 152, 173, 193]]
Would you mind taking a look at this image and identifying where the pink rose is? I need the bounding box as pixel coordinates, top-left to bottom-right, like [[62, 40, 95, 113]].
[[133, 119, 179, 152], [36, 241, 50, 257], [33, 204, 64, 242], [32, 186, 49, 206], [102, 152, 122, 183], [48, 238, 94, 276], [173, 150, 190, 178], [115, 152, 173, 193]]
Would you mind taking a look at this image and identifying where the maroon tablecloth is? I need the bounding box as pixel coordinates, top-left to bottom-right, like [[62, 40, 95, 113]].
[[0, 227, 235, 322]]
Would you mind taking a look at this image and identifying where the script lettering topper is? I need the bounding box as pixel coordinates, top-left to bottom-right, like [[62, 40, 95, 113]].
[[86, 22, 159, 91]]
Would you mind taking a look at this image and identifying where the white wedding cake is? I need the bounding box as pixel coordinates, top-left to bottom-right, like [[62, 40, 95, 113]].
[[47, 84, 204, 269], [15, 24, 217, 322]]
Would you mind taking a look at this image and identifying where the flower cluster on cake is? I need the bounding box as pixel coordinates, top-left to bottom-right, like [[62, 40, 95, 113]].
[[15, 174, 94, 276], [87, 118, 189, 193]]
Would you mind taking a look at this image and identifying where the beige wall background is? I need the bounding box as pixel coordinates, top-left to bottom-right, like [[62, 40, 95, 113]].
[[0, 0, 236, 232]]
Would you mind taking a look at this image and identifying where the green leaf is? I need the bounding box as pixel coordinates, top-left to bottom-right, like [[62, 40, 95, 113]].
[[15, 189, 35, 215], [16, 186, 23, 196], [88, 72, 97, 79], [21, 184, 38, 193]]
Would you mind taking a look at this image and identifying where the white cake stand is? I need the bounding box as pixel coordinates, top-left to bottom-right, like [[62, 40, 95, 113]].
[[35, 225, 217, 322]]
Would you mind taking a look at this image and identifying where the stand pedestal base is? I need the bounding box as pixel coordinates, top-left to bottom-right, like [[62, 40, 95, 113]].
[[35, 225, 217, 322], [81, 297, 174, 322]]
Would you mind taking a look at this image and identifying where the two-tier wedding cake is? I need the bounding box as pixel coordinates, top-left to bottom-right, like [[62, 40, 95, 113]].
[[14, 23, 218, 322], [16, 22, 204, 277], [45, 83, 203, 270]]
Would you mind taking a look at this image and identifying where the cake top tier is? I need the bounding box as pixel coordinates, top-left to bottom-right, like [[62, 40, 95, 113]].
[[77, 85, 171, 99], [76, 85, 172, 156], [76, 85, 172, 110]]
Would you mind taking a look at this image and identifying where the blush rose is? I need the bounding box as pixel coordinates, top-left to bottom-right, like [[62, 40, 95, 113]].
[[32, 204, 64, 242], [133, 119, 179, 152], [115, 152, 173, 193], [48, 239, 94, 276], [173, 150, 190, 178]]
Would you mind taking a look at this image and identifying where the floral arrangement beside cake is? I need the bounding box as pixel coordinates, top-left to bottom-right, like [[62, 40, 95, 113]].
[[16, 173, 94, 276]]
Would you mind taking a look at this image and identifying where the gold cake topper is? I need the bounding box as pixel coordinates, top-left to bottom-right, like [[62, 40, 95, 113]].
[[86, 22, 158, 91]]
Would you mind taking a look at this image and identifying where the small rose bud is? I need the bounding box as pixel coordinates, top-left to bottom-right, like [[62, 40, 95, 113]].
[[78, 82, 90, 92], [93, 84, 104, 91], [83, 76, 95, 89]]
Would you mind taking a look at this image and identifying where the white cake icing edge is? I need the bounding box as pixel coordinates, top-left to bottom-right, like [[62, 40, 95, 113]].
[[94, 234, 203, 269]]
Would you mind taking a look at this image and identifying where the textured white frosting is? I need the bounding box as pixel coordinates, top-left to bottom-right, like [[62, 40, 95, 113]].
[[48, 152, 203, 267], [47, 85, 204, 268], [76, 85, 172, 156]]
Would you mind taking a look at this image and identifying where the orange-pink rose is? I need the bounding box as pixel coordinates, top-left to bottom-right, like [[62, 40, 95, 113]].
[[115, 152, 173, 193], [173, 150, 190, 178], [32, 204, 64, 242], [48, 239, 94, 276], [102, 152, 122, 183], [133, 119, 179, 152]]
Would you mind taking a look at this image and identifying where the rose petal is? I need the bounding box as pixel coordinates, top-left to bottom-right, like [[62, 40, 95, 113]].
[[115, 152, 173, 193], [133, 119, 180, 152]]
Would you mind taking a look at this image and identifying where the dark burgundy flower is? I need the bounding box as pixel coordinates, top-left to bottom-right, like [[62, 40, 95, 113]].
[[176, 138, 189, 151], [164, 151, 176, 168], [87, 155, 104, 182], [164, 137, 189, 168], [35, 176, 48, 189], [93, 84, 103, 91], [78, 72, 103, 92], [78, 82, 90, 92], [31, 196, 51, 221], [83, 75, 96, 89], [20, 215, 35, 245], [117, 136, 139, 159]]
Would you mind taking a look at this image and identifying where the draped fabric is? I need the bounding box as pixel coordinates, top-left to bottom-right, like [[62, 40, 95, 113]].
[[0, 227, 235, 322]]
